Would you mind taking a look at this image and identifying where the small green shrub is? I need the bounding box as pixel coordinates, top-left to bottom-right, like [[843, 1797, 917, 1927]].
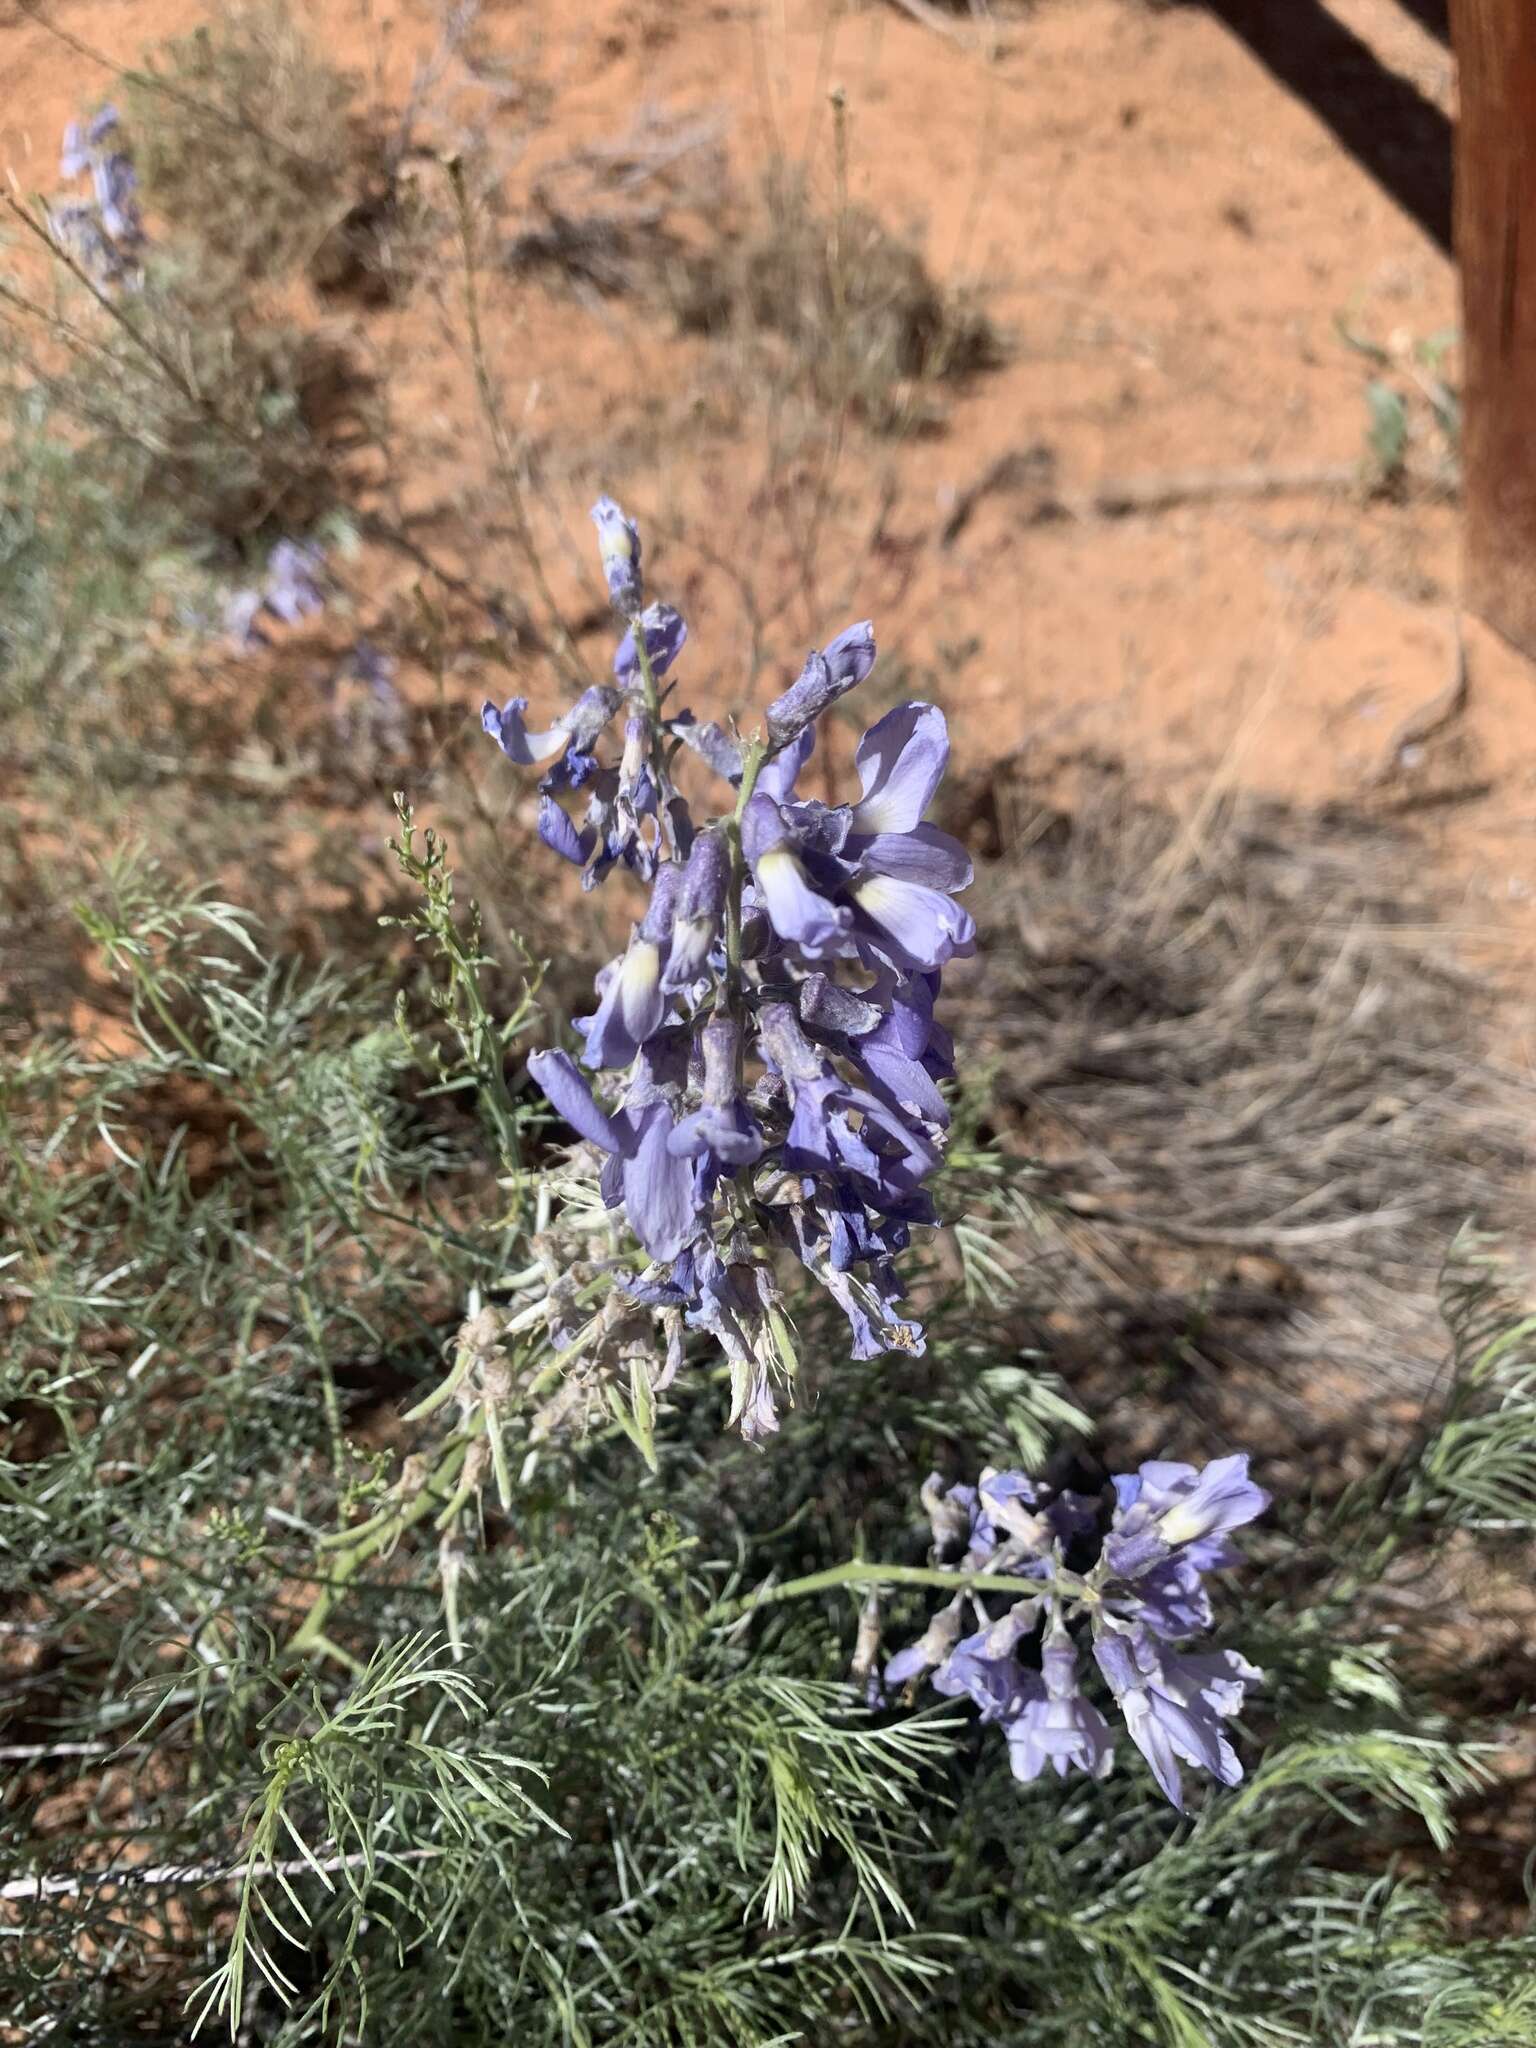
[[4, 848, 1536, 2044]]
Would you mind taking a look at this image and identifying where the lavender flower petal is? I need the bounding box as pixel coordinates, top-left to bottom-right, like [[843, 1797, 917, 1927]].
[[851, 871, 976, 973], [527, 1048, 622, 1153], [850, 701, 949, 835], [482, 697, 570, 766]]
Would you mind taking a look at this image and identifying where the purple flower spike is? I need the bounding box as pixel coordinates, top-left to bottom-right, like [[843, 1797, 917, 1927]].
[[882, 1453, 1261, 1804], [479, 538, 971, 1440], [766, 621, 877, 745], [741, 795, 852, 959], [591, 494, 642, 613], [615, 602, 688, 688]]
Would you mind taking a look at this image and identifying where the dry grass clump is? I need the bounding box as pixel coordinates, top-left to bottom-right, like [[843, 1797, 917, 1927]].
[[124, 0, 461, 304], [669, 167, 1004, 429], [124, 1, 360, 285], [947, 755, 1533, 1462], [502, 107, 723, 302]]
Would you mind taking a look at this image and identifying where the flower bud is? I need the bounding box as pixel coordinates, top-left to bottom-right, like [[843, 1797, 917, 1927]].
[[590, 494, 642, 613], [765, 621, 876, 745], [662, 828, 728, 988]]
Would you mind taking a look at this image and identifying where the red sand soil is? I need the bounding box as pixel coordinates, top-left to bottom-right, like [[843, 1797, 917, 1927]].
[[3, 0, 1533, 1048]]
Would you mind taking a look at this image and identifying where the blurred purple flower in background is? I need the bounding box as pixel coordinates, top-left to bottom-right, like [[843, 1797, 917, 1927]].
[[53, 103, 144, 285], [224, 540, 329, 653]]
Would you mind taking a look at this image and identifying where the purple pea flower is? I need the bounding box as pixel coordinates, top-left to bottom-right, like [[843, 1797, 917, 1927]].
[[841, 704, 976, 973], [815, 1259, 926, 1360], [1104, 1454, 1269, 1581], [757, 726, 815, 804], [604, 1050, 700, 1261], [885, 1596, 966, 1690], [223, 587, 270, 653], [528, 1045, 698, 1262], [538, 794, 596, 867], [263, 539, 325, 624], [482, 684, 622, 784], [933, 1599, 1041, 1722], [1114, 1553, 1215, 1640], [668, 1013, 764, 1167], [759, 1004, 939, 1202], [1006, 1622, 1116, 1784], [670, 714, 742, 785], [581, 863, 682, 1070], [734, 1362, 781, 1442], [527, 1047, 624, 1153], [614, 602, 688, 688], [59, 121, 90, 180], [766, 622, 877, 746], [1093, 1626, 1259, 1811], [1140, 1454, 1271, 1549], [741, 796, 852, 958], [846, 972, 952, 1128], [483, 697, 566, 765], [590, 494, 642, 613]]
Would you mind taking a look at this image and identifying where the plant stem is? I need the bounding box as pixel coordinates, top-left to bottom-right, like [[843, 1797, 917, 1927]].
[[723, 738, 769, 996], [285, 1427, 477, 1659], [444, 156, 583, 686], [706, 1557, 1080, 1630]]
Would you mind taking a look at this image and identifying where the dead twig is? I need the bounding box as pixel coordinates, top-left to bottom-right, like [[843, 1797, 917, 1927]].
[[940, 454, 1363, 547], [1367, 614, 1470, 787], [2, 1845, 441, 1904]]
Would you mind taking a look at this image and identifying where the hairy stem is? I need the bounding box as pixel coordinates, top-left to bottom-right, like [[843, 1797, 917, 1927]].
[[706, 1557, 1081, 1630], [723, 737, 769, 998]]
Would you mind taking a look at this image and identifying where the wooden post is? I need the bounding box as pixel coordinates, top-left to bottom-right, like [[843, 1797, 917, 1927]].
[[1451, 0, 1536, 658]]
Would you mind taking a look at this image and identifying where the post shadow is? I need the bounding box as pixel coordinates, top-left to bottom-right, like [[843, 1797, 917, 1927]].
[[1199, 0, 1453, 253]]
